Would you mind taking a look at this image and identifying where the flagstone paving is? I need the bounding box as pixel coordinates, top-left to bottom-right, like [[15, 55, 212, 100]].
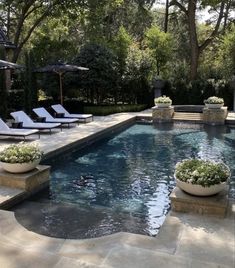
[[0, 111, 234, 267]]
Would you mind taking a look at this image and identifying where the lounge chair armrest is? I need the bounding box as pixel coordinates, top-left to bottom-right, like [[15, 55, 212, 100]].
[[35, 117, 46, 122], [11, 122, 23, 128], [55, 112, 65, 118]]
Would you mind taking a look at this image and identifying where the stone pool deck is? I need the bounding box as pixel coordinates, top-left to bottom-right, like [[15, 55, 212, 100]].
[[0, 111, 234, 267]]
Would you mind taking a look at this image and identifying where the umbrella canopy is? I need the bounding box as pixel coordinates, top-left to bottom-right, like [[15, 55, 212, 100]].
[[0, 59, 24, 70], [35, 62, 89, 105]]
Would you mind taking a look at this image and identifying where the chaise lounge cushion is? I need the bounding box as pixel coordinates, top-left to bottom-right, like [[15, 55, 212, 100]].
[[51, 104, 93, 122], [0, 118, 39, 138], [10, 111, 61, 129], [33, 107, 78, 124]]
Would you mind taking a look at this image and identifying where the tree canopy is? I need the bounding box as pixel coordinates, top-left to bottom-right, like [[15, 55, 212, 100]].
[[0, 0, 234, 109]]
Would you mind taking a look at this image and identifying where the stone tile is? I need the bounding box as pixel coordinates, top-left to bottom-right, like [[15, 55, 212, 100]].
[[103, 244, 233, 268], [0, 241, 61, 268], [60, 232, 123, 254], [0, 210, 65, 254], [190, 259, 231, 268], [177, 213, 235, 245], [102, 245, 189, 268], [176, 236, 234, 267], [54, 256, 111, 268], [58, 233, 123, 265], [113, 216, 182, 254], [0, 186, 25, 208]]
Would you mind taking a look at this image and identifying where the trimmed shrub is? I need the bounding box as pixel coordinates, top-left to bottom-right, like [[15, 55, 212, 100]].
[[84, 104, 148, 115]]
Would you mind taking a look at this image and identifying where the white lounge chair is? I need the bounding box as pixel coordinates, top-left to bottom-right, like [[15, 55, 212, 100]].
[[0, 118, 39, 140], [51, 104, 93, 123], [10, 111, 61, 135], [33, 107, 78, 128]]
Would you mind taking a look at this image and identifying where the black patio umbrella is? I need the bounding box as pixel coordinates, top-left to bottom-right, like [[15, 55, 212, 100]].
[[35, 62, 89, 105], [0, 59, 24, 70]]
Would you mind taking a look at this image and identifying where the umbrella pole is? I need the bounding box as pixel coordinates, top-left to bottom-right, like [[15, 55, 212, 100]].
[[59, 72, 63, 105]]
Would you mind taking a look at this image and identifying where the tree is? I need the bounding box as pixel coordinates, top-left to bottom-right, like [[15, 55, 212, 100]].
[[217, 25, 235, 78], [74, 43, 118, 104], [169, 0, 234, 80], [0, 0, 84, 62], [24, 51, 38, 113], [123, 44, 153, 104], [81, 0, 153, 44], [145, 26, 173, 75], [109, 26, 132, 103], [0, 45, 7, 119], [29, 15, 79, 66]]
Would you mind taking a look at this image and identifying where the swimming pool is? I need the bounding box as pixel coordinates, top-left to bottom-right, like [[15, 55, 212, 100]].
[[13, 123, 235, 239]]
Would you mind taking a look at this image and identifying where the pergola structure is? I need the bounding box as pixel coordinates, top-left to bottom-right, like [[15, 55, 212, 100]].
[[0, 28, 16, 91], [0, 29, 16, 51]]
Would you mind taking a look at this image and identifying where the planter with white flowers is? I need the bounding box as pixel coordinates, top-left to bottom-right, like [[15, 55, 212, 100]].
[[0, 142, 43, 173], [174, 159, 230, 196], [204, 96, 224, 109], [154, 95, 172, 108]]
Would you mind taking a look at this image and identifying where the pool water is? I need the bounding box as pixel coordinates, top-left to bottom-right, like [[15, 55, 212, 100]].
[[13, 123, 235, 239]]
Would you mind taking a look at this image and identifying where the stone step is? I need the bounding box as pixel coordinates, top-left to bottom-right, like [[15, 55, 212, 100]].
[[0, 186, 26, 209], [173, 112, 203, 122]]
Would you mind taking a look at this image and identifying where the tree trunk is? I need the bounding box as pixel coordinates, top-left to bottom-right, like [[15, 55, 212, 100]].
[[188, 0, 199, 80], [164, 0, 169, 33]]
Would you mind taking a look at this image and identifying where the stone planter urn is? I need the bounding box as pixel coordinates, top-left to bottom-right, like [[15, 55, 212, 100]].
[[156, 103, 171, 108], [205, 103, 224, 109], [0, 158, 41, 173], [175, 178, 227, 196], [0, 142, 43, 174], [174, 159, 230, 197]]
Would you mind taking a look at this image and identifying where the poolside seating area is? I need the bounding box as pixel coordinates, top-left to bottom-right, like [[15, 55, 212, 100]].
[[0, 105, 93, 140], [0, 106, 94, 142], [0, 105, 93, 142]]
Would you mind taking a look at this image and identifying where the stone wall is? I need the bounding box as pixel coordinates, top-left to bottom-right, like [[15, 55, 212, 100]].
[[203, 107, 228, 125], [152, 106, 174, 123]]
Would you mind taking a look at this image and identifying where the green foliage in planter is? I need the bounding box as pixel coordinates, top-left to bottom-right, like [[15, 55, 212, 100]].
[[0, 142, 43, 163], [154, 95, 172, 104], [84, 104, 148, 116], [204, 96, 224, 104], [175, 159, 230, 187]]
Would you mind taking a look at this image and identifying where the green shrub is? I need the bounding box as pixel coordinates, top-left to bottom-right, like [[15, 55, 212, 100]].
[[84, 104, 148, 115], [163, 78, 233, 109]]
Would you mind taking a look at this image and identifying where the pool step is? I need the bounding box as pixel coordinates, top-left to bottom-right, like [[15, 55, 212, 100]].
[[173, 112, 203, 122], [11, 200, 150, 239]]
